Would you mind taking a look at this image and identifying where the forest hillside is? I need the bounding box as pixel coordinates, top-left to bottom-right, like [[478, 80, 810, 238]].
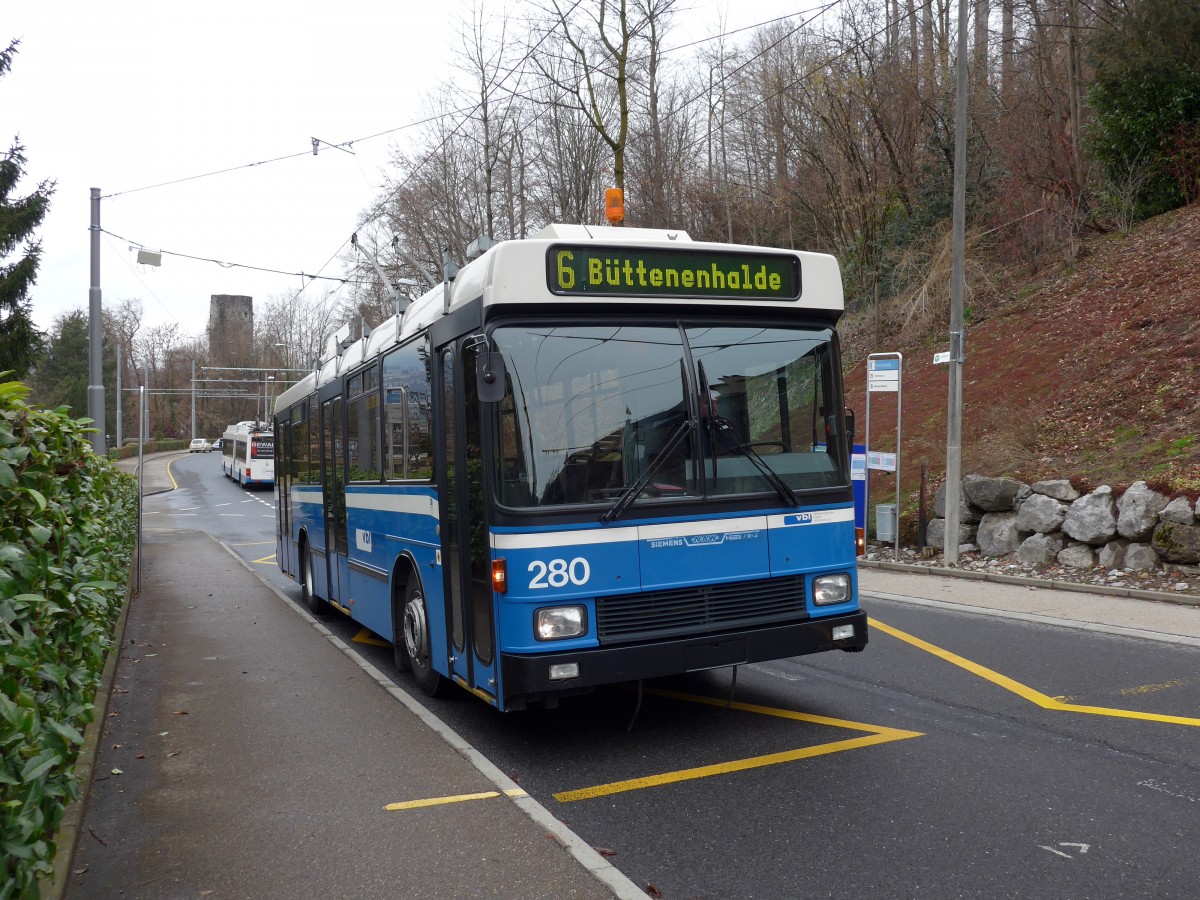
[[839, 202, 1200, 515]]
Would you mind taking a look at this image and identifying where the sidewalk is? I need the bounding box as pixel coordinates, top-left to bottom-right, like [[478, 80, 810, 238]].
[[858, 563, 1200, 646], [58, 453, 1200, 897], [65, 451, 640, 899], [113, 448, 187, 495], [63, 522, 636, 899]]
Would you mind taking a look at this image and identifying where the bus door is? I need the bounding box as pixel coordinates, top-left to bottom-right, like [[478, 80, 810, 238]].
[[437, 340, 497, 702], [320, 395, 349, 606], [276, 415, 292, 576]]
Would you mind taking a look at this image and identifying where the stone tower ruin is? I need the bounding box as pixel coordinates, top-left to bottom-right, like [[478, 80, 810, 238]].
[[207, 294, 254, 367]]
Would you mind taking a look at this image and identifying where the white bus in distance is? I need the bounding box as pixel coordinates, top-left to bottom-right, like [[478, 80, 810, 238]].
[[221, 421, 275, 487]]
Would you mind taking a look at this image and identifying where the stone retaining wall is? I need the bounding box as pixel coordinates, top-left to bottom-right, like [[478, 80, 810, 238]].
[[926, 475, 1200, 571]]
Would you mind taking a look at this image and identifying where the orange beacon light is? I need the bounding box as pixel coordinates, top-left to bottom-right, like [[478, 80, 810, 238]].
[[605, 187, 624, 224]]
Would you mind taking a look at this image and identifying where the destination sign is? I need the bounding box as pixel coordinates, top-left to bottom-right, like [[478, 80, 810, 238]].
[[547, 244, 801, 300]]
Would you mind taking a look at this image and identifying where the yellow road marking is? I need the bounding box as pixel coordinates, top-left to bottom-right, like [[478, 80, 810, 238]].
[[252, 553, 276, 565], [385, 788, 526, 811], [165, 457, 179, 490], [352, 628, 390, 648], [553, 687, 921, 803], [1120, 676, 1200, 696], [869, 617, 1200, 727]]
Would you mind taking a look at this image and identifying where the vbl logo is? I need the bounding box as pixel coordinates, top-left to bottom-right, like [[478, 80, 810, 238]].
[[784, 513, 814, 525]]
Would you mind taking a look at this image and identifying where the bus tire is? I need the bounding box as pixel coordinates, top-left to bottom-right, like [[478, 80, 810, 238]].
[[401, 579, 446, 697], [300, 547, 326, 616]]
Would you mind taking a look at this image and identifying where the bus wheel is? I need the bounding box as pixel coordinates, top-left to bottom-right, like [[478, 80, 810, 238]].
[[401, 580, 446, 697], [300, 548, 325, 616]]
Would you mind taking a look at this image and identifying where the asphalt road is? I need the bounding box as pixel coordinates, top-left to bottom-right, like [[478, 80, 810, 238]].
[[154, 453, 1200, 898]]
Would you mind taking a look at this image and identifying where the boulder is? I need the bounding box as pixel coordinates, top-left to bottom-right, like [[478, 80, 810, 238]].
[[977, 511, 1025, 557], [1015, 493, 1068, 534], [926, 518, 975, 550], [1032, 479, 1080, 502], [1151, 521, 1200, 565], [1057, 543, 1097, 568], [1159, 496, 1196, 526], [1098, 539, 1129, 569], [1062, 486, 1117, 545], [1116, 481, 1168, 541], [1123, 543, 1159, 571], [962, 474, 1027, 512], [1017, 532, 1064, 565], [934, 483, 984, 524]]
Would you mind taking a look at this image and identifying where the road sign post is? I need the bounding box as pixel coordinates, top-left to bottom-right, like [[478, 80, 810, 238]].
[[865, 353, 903, 561]]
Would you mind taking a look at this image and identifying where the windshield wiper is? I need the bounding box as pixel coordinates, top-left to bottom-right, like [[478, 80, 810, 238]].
[[695, 358, 798, 507], [710, 417, 798, 506], [600, 419, 693, 524]]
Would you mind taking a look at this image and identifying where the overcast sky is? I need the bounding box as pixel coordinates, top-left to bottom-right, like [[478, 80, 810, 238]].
[[6, 0, 817, 341]]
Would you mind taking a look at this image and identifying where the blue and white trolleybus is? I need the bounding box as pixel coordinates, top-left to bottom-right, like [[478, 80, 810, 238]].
[[273, 224, 867, 711]]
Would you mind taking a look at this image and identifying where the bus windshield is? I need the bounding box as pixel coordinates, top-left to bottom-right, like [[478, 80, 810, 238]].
[[491, 323, 848, 510]]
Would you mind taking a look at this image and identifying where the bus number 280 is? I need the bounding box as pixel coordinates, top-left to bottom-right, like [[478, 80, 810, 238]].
[[527, 557, 591, 589]]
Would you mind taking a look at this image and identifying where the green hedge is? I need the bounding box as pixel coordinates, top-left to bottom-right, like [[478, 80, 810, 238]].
[[0, 380, 137, 898]]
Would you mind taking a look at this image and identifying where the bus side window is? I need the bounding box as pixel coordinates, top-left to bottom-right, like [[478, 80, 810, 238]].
[[383, 336, 434, 481]]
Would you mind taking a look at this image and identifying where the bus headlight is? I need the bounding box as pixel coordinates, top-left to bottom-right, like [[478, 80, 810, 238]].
[[535, 606, 587, 641], [813, 573, 851, 606]]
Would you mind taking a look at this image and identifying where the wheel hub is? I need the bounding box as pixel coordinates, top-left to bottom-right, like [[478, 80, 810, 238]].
[[403, 596, 427, 663]]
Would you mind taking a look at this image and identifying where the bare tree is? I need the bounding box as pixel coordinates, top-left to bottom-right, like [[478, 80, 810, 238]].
[[256, 287, 343, 374], [533, 0, 675, 200], [524, 56, 609, 224]]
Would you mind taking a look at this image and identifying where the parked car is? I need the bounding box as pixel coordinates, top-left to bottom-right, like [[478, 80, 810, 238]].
[[189, 438, 212, 453]]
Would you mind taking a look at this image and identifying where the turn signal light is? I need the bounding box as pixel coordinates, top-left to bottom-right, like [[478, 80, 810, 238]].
[[855, 527, 865, 556], [492, 559, 508, 593]]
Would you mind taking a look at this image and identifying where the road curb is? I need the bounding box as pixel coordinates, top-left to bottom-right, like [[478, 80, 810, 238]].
[[858, 558, 1200, 608], [41, 546, 137, 899]]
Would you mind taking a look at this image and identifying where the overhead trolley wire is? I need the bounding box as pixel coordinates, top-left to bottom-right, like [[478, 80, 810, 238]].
[[99, 226, 369, 287]]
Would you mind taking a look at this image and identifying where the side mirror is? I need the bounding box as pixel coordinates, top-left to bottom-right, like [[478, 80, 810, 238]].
[[844, 407, 856, 448], [476, 349, 507, 403]]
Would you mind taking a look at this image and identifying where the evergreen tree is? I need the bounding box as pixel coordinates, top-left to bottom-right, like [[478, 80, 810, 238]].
[[0, 40, 53, 378], [1087, 0, 1200, 220], [28, 309, 89, 415]]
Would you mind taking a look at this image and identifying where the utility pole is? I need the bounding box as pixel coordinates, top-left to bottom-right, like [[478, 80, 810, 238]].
[[87, 188, 105, 455], [143, 366, 150, 440], [115, 342, 123, 449], [944, 0, 969, 564], [191, 360, 196, 439]]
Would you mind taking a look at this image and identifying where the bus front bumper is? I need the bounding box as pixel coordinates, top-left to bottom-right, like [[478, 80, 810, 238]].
[[499, 610, 868, 706]]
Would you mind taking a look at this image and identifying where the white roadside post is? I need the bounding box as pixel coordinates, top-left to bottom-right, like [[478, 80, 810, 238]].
[[865, 353, 903, 561]]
